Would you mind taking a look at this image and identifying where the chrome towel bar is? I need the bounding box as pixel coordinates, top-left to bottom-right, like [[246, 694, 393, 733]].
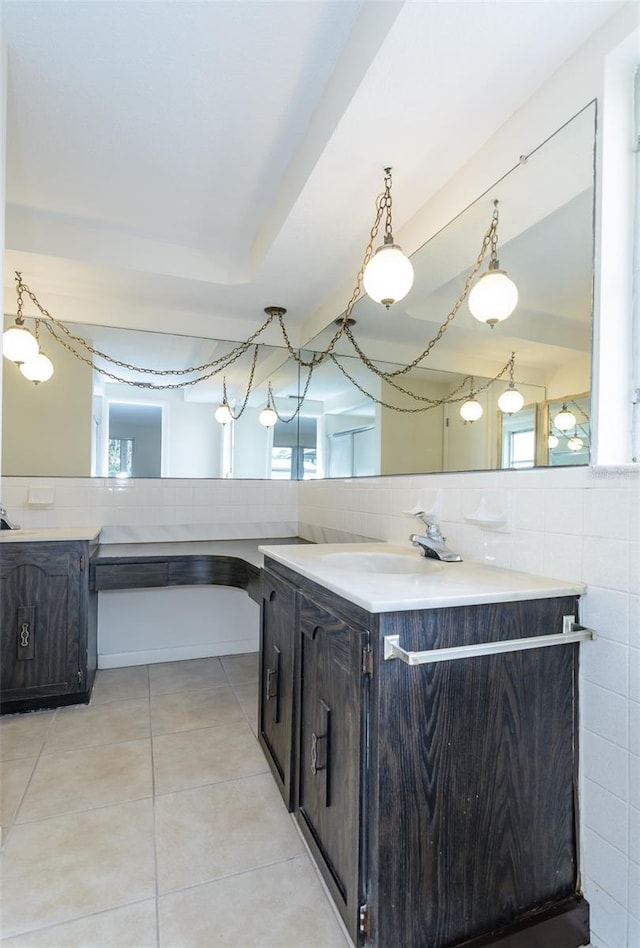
[[383, 615, 596, 666]]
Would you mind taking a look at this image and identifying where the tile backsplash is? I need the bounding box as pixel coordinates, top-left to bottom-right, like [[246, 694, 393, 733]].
[[1, 465, 638, 948]]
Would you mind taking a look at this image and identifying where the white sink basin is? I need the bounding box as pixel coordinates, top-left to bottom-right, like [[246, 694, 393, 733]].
[[321, 550, 439, 575]]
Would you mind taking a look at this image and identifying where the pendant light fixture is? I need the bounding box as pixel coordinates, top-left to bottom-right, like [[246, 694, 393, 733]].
[[3, 273, 39, 363], [553, 404, 577, 432], [548, 433, 559, 449], [362, 168, 414, 309], [497, 352, 524, 414], [460, 379, 483, 422], [567, 435, 584, 452], [215, 378, 233, 425], [468, 201, 518, 327], [259, 384, 278, 428], [20, 350, 54, 384]]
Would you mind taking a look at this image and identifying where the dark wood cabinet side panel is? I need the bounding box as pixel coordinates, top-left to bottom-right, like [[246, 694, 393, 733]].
[[259, 570, 297, 810], [372, 597, 579, 948]]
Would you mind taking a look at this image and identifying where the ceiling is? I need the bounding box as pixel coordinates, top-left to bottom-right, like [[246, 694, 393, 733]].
[[1, 0, 624, 358]]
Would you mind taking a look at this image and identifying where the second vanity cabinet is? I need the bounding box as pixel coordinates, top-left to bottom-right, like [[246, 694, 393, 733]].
[[259, 552, 590, 948], [0, 539, 98, 713]]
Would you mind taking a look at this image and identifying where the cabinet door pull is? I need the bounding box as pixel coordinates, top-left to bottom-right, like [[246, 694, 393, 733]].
[[310, 731, 326, 775], [19, 622, 30, 647], [266, 666, 278, 699]]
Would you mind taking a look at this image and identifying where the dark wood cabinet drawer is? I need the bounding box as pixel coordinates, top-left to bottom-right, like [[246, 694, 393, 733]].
[[93, 561, 168, 590]]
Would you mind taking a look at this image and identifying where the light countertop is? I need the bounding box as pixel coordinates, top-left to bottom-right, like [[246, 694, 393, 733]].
[[0, 526, 101, 543], [259, 542, 586, 613]]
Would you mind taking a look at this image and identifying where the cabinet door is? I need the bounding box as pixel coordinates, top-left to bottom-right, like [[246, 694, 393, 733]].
[[1, 546, 83, 702], [259, 569, 297, 809], [296, 594, 367, 944]]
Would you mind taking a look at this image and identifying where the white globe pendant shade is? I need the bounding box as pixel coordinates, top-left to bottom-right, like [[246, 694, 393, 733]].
[[498, 387, 524, 414], [460, 397, 483, 422], [215, 403, 233, 425], [20, 352, 54, 384], [567, 436, 584, 452], [259, 406, 278, 428], [468, 270, 518, 326], [553, 407, 576, 432], [3, 324, 39, 364], [362, 244, 414, 308], [548, 434, 559, 449]]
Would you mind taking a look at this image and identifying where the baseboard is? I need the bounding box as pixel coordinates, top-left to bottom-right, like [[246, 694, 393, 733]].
[[98, 638, 258, 668]]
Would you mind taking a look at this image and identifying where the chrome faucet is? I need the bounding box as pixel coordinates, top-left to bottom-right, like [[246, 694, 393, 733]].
[[0, 505, 20, 530], [409, 513, 462, 562]]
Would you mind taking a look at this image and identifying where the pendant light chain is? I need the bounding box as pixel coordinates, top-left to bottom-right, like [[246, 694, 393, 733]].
[[342, 211, 497, 380], [328, 352, 512, 413], [16, 273, 277, 378]]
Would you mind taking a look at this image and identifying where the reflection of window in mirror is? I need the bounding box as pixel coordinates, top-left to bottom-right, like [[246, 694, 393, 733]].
[[544, 394, 590, 467], [108, 437, 134, 477], [270, 417, 318, 480], [499, 406, 537, 470]]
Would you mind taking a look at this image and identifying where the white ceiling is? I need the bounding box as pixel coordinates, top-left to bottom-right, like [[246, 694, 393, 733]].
[[1, 0, 624, 359]]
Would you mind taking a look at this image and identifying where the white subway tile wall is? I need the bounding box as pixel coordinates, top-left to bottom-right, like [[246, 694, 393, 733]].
[[1, 466, 638, 948]]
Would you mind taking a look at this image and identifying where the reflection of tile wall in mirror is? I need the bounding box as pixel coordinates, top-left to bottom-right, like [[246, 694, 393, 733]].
[[2, 103, 595, 479]]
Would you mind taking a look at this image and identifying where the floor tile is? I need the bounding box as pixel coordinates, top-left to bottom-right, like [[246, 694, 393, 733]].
[[149, 657, 227, 695], [153, 721, 267, 794], [0, 757, 36, 826], [44, 698, 150, 752], [0, 798, 155, 938], [233, 681, 259, 735], [91, 665, 150, 705], [155, 772, 304, 894], [221, 652, 259, 684], [17, 739, 153, 823], [0, 711, 54, 761], [158, 855, 350, 947], [0, 900, 158, 947], [150, 685, 244, 736]]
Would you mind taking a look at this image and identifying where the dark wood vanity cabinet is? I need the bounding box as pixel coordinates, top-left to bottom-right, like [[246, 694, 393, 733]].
[[259, 557, 589, 948], [0, 541, 97, 713]]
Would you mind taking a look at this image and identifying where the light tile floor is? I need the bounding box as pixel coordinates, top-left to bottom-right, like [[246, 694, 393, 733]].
[[0, 655, 351, 948]]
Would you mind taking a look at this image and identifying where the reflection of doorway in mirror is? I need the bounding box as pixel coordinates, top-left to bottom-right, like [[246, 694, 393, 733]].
[[103, 403, 163, 478]]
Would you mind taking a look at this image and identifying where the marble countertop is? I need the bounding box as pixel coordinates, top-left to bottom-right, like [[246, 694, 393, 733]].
[[259, 542, 586, 613], [0, 526, 101, 543], [95, 536, 306, 568]]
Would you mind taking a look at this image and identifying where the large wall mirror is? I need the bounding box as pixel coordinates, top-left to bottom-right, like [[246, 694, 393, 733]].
[[2, 103, 595, 480]]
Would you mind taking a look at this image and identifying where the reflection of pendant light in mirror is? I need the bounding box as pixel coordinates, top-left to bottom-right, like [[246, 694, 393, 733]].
[[468, 200, 518, 327], [259, 406, 277, 428], [460, 380, 483, 422], [548, 433, 559, 449], [497, 352, 524, 414], [3, 322, 39, 364], [259, 384, 278, 428], [20, 351, 54, 384], [215, 403, 232, 425], [362, 168, 414, 308], [554, 404, 576, 431], [215, 378, 233, 425], [567, 436, 584, 452]]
